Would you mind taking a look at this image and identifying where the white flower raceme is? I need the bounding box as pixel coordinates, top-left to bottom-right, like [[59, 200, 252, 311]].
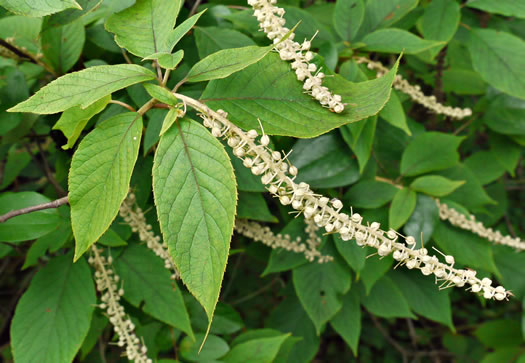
[[355, 57, 472, 120], [248, 0, 345, 113], [88, 246, 151, 363], [174, 92, 510, 301], [119, 193, 180, 280], [235, 218, 333, 263], [436, 199, 525, 251]]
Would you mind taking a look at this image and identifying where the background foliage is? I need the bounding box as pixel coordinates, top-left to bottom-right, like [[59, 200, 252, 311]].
[[0, 0, 525, 362]]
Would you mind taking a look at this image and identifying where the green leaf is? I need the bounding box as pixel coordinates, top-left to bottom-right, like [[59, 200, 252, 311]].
[[400, 132, 463, 176], [474, 319, 523, 348], [44, 0, 103, 28], [340, 116, 377, 173], [361, 276, 415, 318], [23, 222, 71, 269], [0, 192, 61, 242], [437, 165, 495, 210], [355, 0, 418, 39], [262, 218, 313, 275], [333, 0, 364, 41], [334, 235, 367, 274], [187, 44, 273, 83], [113, 244, 194, 339], [145, 50, 184, 70], [167, 9, 207, 51], [143, 83, 178, 106], [41, 19, 85, 74], [360, 254, 393, 294], [153, 118, 237, 326], [403, 194, 439, 246], [389, 187, 416, 230], [345, 180, 397, 208], [293, 248, 351, 334], [362, 28, 445, 54], [379, 90, 411, 135], [410, 175, 465, 197], [442, 69, 487, 95], [485, 94, 525, 136], [69, 112, 143, 259], [201, 53, 399, 137], [0, 0, 81, 17], [466, 0, 525, 19], [222, 333, 290, 363], [266, 294, 320, 363], [330, 288, 361, 356], [159, 108, 179, 136], [230, 329, 300, 363], [0, 146, 31, 189], [180, 333, 230, 361], [52, 95, 111, 149], [494, 246, 525, 300], [391, 269, 453, 329], [194, 26, 255, 59], [97, 227, 128, 247], [237, 191, 278, 223], [433, 221, 499, 275], [289, 133, 360, 188], [11, 253, 95, 363], [421, 0, 460, 43], [105, 0, 182, 58], [467, 28, 525, 100], [491, 134, 522, 176], [9, 64, 155, 114]]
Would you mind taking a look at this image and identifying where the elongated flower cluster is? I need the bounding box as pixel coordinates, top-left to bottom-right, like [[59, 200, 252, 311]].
[[119, 193, 180, 280], [355, 57, 472, 119], [437, 199, 525, 251], [248, 0, 344, 113], [175, 92, 510, 301], [88, 246, 151, 362], [235, 218, 333, 263]]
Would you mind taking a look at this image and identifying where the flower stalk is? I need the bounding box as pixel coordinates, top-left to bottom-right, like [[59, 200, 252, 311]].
[[174, 92, 509, 301]]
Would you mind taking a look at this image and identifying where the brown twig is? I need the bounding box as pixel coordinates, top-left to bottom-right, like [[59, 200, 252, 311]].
[[0, 39, 57, 76], [0, 196, 69, 223], [370, 314, 409, 363], [109, 100, 136, 112], [189, 0, 203, 16]]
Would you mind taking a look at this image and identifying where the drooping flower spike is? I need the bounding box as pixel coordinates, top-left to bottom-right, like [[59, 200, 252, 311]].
[[355, 57, 472, 119], [88, 246, 151, 362], [248, 0, 345, 113], [174, 92, 510, 302]]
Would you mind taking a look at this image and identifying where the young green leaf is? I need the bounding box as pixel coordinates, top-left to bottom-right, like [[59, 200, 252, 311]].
[[166, 9, 207, 51], [202, 53, 399, 137], [69, 112, 143, 260], [159, 108, 179, 136], [0, 0, 81, 17], [467, 28, 525, 100], [333, 0, 364, 42], [410, 175, 465, 197], [11, 253, 95, 363], [52, 95, 111, 149], [187, 44, 273, 83], [330, 288, 361, 356], [8, 65, 155, 114], [340, 116, 377, 173], [113, 244, 194, 339], [389, 187, 417, 230], [293, 250, 351, 334], [144, 50, 184, 70], [41, 19, 85, 73], [152, 118, 237, 330], [361, 28, 445, 54], [143, 83, 178, 106], [105, 0, 182, 57], [222, 334, 290, 363], [400, 132, 463, 176]]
